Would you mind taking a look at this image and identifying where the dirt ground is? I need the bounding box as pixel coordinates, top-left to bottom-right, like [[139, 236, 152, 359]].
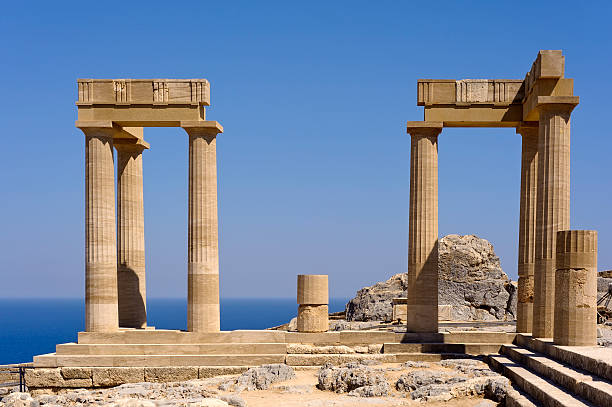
[[212, 364, 498, 407]]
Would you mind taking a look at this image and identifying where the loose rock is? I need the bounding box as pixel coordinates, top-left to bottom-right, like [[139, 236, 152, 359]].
[[1, 393, 39, 407], [228, 364, 295, 391], [317, 363, 389, 397]]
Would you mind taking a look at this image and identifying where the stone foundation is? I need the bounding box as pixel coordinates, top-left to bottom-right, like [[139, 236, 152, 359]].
[[26, 366, 249, 392]]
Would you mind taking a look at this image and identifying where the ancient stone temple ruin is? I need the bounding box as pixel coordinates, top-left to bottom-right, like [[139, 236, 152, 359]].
[[25, 52, 610, 407], [405, 50, 584, 338], [76, 79, 222, 333]]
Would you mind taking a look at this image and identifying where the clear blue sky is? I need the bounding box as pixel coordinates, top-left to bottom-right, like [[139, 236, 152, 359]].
[[1, 1, 611, 299]]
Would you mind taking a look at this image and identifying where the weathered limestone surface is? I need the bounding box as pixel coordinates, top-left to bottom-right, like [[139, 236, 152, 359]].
[[297, 305, 328, 333], [92, 367, 145, 387], [25, 368, 92, 388], [346, 235, 517, 322], [533, 102, 575, 338], [144, 367, 198, 383], [116, 140, 148, 329], [553, 230, 598, 346], [185, 127, 221, 333], [516, 124, 538, 333], [407, 123, 441, 333], [82, 126, 119, 332]]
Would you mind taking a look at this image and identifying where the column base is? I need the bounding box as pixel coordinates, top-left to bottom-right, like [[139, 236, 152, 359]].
[[406, 305, 438, 333], [297, 305, 328, 333]]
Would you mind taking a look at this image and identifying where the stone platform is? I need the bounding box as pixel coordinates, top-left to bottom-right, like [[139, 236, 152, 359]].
[[27, 329, 517, 390]]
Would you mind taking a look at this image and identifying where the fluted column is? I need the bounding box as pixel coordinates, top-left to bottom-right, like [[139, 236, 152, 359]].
[[184, 125, 222, 332], [532, 102, 576, 338], [554, 230, 598, 346], [115, 139, 149, 328], [406, 122, 442, 333], [516, 124, 538, 333], [81, 126, 118, 332]]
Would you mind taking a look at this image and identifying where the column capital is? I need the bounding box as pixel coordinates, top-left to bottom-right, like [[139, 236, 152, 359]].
[[516, 122, 538, 137], [535, 96, 579, 115], [181, 121, 224, 138], [114, 138, 150, 152], [76, 121, 145, 141], [406, 121, 443, 137], [77, 121, 115, 138]]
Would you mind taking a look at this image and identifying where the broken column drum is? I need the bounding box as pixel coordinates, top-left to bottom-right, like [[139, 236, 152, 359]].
[[553, 230, 598, 346], [297, 274, 329, 332]]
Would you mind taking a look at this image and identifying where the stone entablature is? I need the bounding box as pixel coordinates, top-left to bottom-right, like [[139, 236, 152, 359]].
[[416, 50, 578, 127], [76, 78, 223, 334], [77, 79, 210, 106]]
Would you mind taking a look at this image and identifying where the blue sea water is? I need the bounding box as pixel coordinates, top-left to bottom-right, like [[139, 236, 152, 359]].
[[0, 298, 348, 365]]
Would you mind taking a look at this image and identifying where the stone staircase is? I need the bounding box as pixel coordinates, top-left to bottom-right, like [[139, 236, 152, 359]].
[[488, 334, 612, 407], [33, 329, 516, 368]]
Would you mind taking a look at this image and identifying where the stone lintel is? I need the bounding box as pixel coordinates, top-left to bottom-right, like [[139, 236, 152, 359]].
[[424, 105, 523, 128]]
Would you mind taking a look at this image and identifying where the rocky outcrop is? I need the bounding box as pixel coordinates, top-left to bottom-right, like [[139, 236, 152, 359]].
[[438, 235, 516, 321], [345, 234, 517, 322], [345, 274, 408, 322]]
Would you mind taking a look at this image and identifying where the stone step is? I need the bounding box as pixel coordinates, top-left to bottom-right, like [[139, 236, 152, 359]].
[[56, 343, 287, 356], [284, 352, 465, 365], [502, 345, 612, 407], [77, 330, 288, 344], [393, 353, 468, 363], [33, 353, 286, 368], [285, 353, 395, 366], [505, 386, 540, 407], [396, 331, 515, 344], [383, 342, 501, 355], [489, 355, 594, 407], [516, 334, 612, 382], [76, 329, 515, 345]]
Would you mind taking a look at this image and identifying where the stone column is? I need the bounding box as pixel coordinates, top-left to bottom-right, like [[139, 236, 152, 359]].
[[532, 102, 576, 338], [406, 122, 442, 333], [81, 126, 119, 332], [554, 230, 597, 346], [115, 139, 149, 329], [184, 126, 222, 332], [516, 124, 538, 333], [297, 275, 328, 332]]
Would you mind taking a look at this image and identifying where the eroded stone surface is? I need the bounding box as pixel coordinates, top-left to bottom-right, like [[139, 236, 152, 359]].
[[317, 363, 389, 397], [220, 364, 295, 392], [346, 234, 517, 322]]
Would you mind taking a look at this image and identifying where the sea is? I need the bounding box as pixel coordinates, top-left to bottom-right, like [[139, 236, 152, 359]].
[[0, 298, 349, 365]]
